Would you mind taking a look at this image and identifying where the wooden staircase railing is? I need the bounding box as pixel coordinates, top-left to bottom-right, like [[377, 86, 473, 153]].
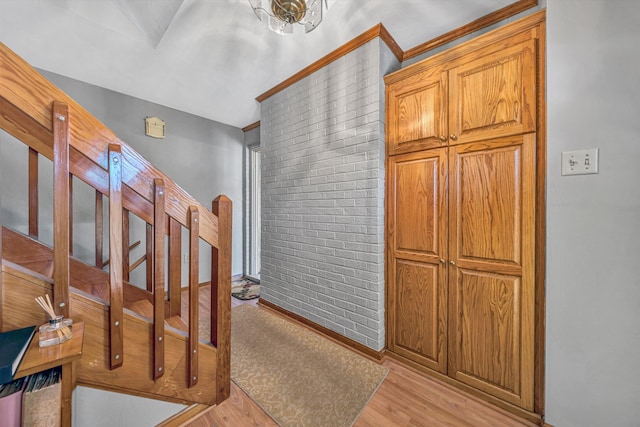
[[0, 40, 232, 410]]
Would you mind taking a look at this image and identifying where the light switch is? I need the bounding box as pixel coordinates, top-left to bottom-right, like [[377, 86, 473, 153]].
[[561, 148, 599, 176]]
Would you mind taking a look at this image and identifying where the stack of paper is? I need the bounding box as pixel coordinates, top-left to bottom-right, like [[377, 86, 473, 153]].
[[22, 367, 62, 427]]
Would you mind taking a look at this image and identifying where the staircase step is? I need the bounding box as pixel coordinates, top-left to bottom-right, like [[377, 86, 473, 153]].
[[128, 301, 191, 337], [126, 299, 155, 319], [3, 227, 154, 306], [166, 316, 189, 333]]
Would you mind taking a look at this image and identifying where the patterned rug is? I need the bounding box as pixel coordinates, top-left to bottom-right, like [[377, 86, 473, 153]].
[[230, 305, 388, 427], [232, 278, 260, 300]]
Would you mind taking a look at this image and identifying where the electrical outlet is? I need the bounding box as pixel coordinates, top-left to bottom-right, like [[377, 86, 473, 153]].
[[561, 148, 599, 176], [183, 253, 189, 263]]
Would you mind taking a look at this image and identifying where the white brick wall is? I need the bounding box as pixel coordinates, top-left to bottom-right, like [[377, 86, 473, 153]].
[[260, 39, 399, 350]]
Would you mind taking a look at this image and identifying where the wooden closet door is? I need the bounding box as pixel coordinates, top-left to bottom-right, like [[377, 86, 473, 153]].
[[387, 149, 448, 372], [387, 71, 448, 156], [448, 40, 536, 146], [447, 134, 535, 409]]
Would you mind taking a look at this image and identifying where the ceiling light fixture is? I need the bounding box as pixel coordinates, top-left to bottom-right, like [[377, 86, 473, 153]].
[[249, 0, 328, 35]]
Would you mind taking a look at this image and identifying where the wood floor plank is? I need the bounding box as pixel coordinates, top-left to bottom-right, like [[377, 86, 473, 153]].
[[179, 285, 534, 427], [185, 383, 277, 427]]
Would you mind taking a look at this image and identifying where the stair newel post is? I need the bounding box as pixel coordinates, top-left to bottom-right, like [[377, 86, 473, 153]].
[[188, 206, 200, 387], [153, 179, 166, 380], [52, 101, 70, 318], [211, 195, 232, 403], [108, 144, 124, 369]]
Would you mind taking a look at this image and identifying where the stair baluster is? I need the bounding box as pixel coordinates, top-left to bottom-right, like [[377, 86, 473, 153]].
[[28, 148, 39, 238], [168, 217, 182, 317], [146, 223, 153, 292], [108, 144, 124, 369], [211, 195, 232, 403], [52, 101, 70, 318], [188, 206, 200, 387], [153, 179, 166, 380], [95, 191, 103, 268], [122, 209, 130, 282]]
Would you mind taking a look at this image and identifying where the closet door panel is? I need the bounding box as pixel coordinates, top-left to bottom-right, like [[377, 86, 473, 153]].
[[391, 150, 447, 259], [448, 268, 531, 407], [449, 40, 536, 145], [387, 150, 448, 372], [448, 134, 535, 410], [388, 71, 448, 155], [393, 259, 447, 372], [449, 135, 535, 274]]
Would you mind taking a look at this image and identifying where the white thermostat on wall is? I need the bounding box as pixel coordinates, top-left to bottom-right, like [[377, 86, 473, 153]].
[[145, 116, 165, 139]]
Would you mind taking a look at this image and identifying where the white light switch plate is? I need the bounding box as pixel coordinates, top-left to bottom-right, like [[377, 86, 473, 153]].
[[561, 148, 599, 175]]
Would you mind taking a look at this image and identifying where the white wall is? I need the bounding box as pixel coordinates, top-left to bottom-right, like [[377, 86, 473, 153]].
[[72, 387, 186, 427], [546, 1, 640, 425]]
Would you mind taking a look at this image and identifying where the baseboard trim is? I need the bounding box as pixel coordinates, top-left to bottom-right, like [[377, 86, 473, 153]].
[[181, 276, 243, 291], [258, 298, 385, 361]]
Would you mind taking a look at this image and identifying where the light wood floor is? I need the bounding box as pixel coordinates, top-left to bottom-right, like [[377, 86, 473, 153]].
[[181, 287, 537, 427]]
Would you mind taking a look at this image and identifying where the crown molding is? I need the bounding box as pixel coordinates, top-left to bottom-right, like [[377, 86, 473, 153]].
[[242, 121, 260, 132], [256, 23, 401, 103], [246, 0, 539, 127], [403, 0, 538, 61]]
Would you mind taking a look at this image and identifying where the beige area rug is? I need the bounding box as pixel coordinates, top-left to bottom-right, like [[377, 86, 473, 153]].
[[230, 304, 388, 427]]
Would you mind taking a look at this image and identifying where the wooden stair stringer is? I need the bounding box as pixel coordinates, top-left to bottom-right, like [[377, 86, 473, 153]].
[[125, 299, 203, 343], [2, 226, 153, 307], [73, 291, 218, 405], [166, 315, 189, 333]]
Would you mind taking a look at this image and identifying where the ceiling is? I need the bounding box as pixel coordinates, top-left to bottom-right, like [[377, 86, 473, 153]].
[[0, 0, 516, 129]]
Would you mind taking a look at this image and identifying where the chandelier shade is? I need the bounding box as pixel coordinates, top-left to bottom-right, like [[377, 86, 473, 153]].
[[249, 0, 328, 35]]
